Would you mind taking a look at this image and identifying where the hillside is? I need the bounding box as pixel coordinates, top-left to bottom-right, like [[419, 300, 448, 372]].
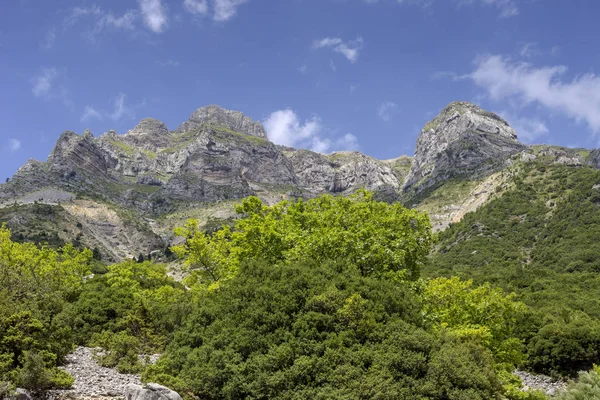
[[427, 161, 600, 376]]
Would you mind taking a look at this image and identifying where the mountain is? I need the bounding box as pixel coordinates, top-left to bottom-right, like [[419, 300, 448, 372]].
[[1, 101, 598, 261]]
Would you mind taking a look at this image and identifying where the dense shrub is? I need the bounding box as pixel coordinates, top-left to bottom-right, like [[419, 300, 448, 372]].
[[556, 365, 600, 400], [145, 260, 509, 399]]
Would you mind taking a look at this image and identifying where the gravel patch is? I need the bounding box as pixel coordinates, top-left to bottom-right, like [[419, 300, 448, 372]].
[[47, 347, 159, 400], [515, 369, 567, 396]]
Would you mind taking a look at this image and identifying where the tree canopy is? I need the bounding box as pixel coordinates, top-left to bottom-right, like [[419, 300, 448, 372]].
[[173, 190, 433, 290]]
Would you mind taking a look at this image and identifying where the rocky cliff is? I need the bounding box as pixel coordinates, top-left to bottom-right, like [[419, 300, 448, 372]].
[[403, 102, 525, 197], [2, 101, 599, 259]]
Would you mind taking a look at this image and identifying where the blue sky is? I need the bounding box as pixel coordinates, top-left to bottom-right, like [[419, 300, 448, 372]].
[[1, 0, 600, 178]]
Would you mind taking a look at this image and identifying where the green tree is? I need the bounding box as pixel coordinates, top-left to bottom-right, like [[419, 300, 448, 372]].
[[174, 190, 433, 290], [423, 277, 526, 364]]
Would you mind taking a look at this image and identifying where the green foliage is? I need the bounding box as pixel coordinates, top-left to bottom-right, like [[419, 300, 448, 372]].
[[527, 313, 600, 377], [428, 164, 600, 376], [145, 260, 507, 400], [174, 190, 433, 290], [424, 277, 526, 365], [92, 331, 143, 374], [0, 222, 186, 392], [0, 223, 95, 389], [59, 260, 189, 353], [556, 365, 600, 400]]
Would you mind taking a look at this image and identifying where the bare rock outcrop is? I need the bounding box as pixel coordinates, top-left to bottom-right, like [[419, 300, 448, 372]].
[[175, 104, 267, 138], [287, 150, 402, 200], [403, 101, 525, 196]]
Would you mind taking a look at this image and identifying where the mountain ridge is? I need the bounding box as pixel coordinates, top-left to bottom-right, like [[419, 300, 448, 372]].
[[2, 101, 599, 260]]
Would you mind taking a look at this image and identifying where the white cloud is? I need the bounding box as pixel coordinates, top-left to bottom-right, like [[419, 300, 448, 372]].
[[31, 68, 58, 98], [298, 64, 307, 74], [366, 0, 518, 17], [310, 137, 331, 153], [264, 109, 321, 148], [520, 42, 539, 58], [42, 29, 56, 50], [335, 133, 359, 150], [184, 0, 209, 15], [213, 0, 248, 21], [264, 109, 359, 153], [329, 59, 337, 72], [110, 93, 135, 121], [64, 5, 103, 29], [98, 10, 137, 31], [313, 36, 364, 63], [519, 42, 560, 58], [499, 112, 549, 142], [64, 5, 139, 41], [480, 0, 518, 17], [81, 106, 103, 122], [9, 139, 21, 153], [377, 101, 398, 121], [31, 68, 72, 109], [138, 0, 168, 33], [469, 55, 600, 132]]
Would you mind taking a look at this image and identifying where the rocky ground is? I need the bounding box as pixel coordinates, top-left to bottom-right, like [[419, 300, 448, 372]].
[[515, 369, 568, 396], [47, 347, 158, 400]]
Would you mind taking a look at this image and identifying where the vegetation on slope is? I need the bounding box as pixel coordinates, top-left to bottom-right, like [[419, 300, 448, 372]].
[[145, 191, 541, 399], [428, 162, 600, 377], [0, 191, 547, 399]]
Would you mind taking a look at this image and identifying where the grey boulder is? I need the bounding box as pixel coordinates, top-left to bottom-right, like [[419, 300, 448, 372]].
[[125, 383, 183, 400]]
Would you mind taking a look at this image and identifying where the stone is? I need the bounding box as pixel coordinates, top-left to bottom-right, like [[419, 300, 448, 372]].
[[125, 383, 182, 400], [6, 101, 598, 262], [514, 369, 566, 396], [14, 388, 32, 400]]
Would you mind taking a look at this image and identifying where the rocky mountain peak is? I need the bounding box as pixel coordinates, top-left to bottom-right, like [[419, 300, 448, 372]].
[[403, 101, 524, 195], [128, 118, 169, 137], [426, 101, 517, 140], [82, 129, 94, 140], [175, 105, 267, 138]]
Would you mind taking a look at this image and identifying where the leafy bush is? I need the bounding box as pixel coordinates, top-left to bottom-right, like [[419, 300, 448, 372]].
[[92, 331, 143, 374], [556, 365, 600, 400], [13, 350, 73, 391], [145, 260, 510, 399], [527, 314, 600, 377]]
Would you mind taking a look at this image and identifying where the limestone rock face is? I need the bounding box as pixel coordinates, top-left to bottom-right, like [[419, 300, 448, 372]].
[[125, 118, 171, 149], [586, 149, 600, 168], [48, 130, 113, 179], [176, 105, 267, 138], [403, 101, 525, 195], [288, 150, 403, 200]]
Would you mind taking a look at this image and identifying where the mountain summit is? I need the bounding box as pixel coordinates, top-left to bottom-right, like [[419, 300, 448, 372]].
[[2, 101, 598, 260], [403, 101, 525, 195], [175, 105, 267, 138]]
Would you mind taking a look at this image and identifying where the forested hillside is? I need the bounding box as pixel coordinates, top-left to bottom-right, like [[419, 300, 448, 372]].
[[428, 163, 600, 377], [1, 192, 554, 399]]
